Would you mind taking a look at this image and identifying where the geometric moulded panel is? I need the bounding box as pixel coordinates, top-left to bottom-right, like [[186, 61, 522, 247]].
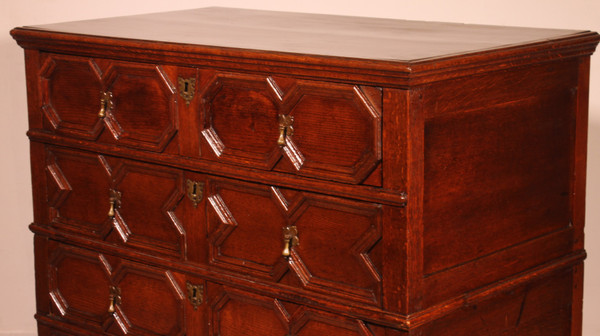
[[46, 147, 112, 239], [45, 146, 188, 259], [103, 62, 178, 152], [208, 285, 377, 336], [48, 244, 112, 332], [207, 178, 383, 305], [111, 159, 186, 258], [47, 243, 185, 335], [283, 82, 382, 184], [200, 73, 381, 184], [40, 55, 104, 140], [201, 73, 283, 170], [112, 261, 185, 336]]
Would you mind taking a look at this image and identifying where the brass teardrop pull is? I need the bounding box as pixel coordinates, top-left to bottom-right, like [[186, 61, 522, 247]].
[[282, 225, 299, 258], [277, 114, 294, 147], [282, 239, 291, 257], [98, 91, 114, 118], [108, 189, 121, 218], [108, 286, 121, 314]]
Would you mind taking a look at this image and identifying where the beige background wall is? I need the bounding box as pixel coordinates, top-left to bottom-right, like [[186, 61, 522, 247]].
[[1, 1, 599, 334]]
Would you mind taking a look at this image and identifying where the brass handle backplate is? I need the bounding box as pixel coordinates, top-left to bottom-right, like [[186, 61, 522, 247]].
[[277, 114, 294, 147], [108, 189, 121, 218], [282, 225, 299, 258], [98, 91, 114, 118], [108, 285, 121, 314]]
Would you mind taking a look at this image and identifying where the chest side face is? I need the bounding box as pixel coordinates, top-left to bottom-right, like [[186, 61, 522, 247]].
[[416, 59, 582, 310]]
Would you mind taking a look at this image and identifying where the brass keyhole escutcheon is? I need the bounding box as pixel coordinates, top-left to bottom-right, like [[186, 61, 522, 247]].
[[108, 286, 121, 314], [178, 77, 196, 106], [108, 189, 121, 218], [186, 281, 204, 310], [98, 91, 114, 118], [282, 225, 299, 258], [186, 180, 204, 208], [277, 114, 294, 147]]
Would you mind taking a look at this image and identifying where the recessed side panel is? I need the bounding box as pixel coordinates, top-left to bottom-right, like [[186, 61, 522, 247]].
[[420, 59, 579, 309]]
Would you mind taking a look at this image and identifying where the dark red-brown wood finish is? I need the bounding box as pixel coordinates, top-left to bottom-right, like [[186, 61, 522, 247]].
[[11, 7, 600, 335]]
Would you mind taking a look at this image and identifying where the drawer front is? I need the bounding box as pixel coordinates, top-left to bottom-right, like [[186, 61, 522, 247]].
[[207, 285, 387, 336], [206, 178, 383, 305], [39, 54, 178, 152], [45, 146, 204, 258], [199, 72, 382, 185], [46, 243, 187, 335], [37, 55, 383, 186]]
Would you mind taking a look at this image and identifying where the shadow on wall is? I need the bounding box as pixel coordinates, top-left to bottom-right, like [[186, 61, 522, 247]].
[[584, 117, 600, 335]]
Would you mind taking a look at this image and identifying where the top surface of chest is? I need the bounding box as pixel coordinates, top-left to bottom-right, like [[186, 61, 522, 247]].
[[14, 7, 590, 62]]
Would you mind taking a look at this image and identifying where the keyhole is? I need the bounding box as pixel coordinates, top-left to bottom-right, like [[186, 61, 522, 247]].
[[184, 81, 189, 92], [192, 183, 197, 197], [192, 288, 197, 298]]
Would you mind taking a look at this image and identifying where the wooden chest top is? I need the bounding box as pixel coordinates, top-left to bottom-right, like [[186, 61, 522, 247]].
[[12, 7, 600, 86]]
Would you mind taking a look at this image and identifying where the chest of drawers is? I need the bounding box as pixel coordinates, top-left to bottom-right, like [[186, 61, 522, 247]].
[[11, 7, 599, 335]]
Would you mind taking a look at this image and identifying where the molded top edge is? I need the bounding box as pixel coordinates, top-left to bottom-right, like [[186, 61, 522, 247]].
[[11, 7, 597, 62]]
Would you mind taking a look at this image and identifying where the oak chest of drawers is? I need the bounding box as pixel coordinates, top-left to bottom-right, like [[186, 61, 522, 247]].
[[11, 7, 600, 335]]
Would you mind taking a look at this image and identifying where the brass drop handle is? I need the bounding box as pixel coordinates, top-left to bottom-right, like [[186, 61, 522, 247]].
[[108, 286, 121, 314], [108, 189, 121, 218], [277, 114, 294, 147], [282, 225, 299, 258], [282, 239, 291, 257], [98, 91, 114, 118]]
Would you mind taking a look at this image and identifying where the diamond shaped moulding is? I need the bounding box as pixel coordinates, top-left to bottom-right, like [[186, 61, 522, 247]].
[[110, 160, 186, 258], [290, 307, 375, 336], [206, 177, 382, 305], [200, 73, 382, 184], [284, 193, 383, 305], [110, 261, 185, 336], [39, 55, 104, 140], [48, 245, 112, 328], [201, 73, 284, 170], [209, 287, 290, 335], [207, 179, 290, 282], [282, 82, 382, 184], [45, 148, 113, 240], [102, 62, 178, 152]]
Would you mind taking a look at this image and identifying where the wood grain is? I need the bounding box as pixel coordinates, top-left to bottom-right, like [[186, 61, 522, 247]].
[[11, 7, 599, 335]]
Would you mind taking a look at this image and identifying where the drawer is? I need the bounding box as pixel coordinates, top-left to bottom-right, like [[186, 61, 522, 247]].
[[205, 285, 391, 336], [206, 177, 383, 305], [39, 54, 179, 152], [197, 72, 383, 185], [44, 242, 189, 335], [37, 55, 383, 186], [40, 242, 391, 336], [44, 146, 206, 259]]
